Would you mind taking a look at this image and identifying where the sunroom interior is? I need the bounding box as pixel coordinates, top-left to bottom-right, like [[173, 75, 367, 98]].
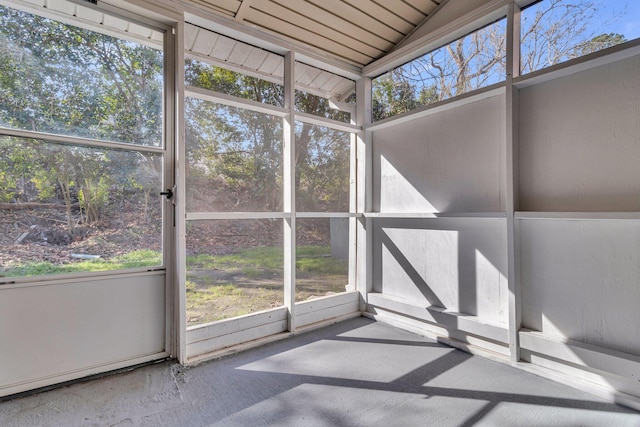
[[1, 0, 640, 415]]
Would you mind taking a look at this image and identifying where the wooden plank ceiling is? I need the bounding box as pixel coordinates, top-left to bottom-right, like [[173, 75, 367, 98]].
[[186, 0, 442, 67], [185, 23, 356, 101]]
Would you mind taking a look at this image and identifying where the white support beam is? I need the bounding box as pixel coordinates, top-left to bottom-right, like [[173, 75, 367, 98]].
[[185, 85, 288, 117], [173, 20, 188, 364], [505, 2, 521, 363], [355, 76, 372, 311], [283, 51, 297, 332]]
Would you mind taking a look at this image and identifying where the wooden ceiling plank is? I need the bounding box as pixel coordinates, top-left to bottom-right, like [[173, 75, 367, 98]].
[[191, 28, 220, 56], [403, 0, 439, 13], [249, 1, 384, 58], [259, 54, 285, 77], [372, 0, 426, 25], [184, 24, 199, 51], [75, 6, 103, 24], [226, 41, 254, 65], [269, 0, 393, 51], [242, 48, 269, 70], [341, 0, 414, 36], [321, 75, 354, 93], [244, 8, 373, 65], [210, 35, 236, 61], [235, 0, 253, 21], [189, 0, 241, 14], [46, 0, 75, 16], [306, 0, 406, 43]]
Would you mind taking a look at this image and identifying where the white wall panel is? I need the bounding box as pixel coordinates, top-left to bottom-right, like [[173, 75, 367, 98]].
[[0, 274, 165, 394], [519, 55, 640, 211], [372, 218, 508, 324], [520, 219, 640, 355], [372, 95, 505, 213]]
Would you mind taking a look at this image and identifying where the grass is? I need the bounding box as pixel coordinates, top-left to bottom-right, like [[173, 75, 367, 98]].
[[2, 249, 161, 277], [3, 245, 348, 326], [187, 245, 347, 276]]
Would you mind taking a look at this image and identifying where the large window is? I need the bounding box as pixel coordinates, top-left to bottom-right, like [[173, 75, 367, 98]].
[[183, 30, 357, 326], [0, 4, 165, 279], [373, 18, 507, 121], [185, 99, 283, 212], [520, 0, 637, 74]]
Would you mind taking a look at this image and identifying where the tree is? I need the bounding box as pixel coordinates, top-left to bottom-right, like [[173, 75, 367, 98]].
[[0, 4, 163, 234], [373, 0, 628, 121]]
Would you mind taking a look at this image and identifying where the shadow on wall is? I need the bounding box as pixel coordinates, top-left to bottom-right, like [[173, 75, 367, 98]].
[[373, 219, 507, 323]]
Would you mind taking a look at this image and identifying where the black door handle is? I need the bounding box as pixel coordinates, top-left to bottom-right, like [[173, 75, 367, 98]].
[[160, 189, 173, 199]]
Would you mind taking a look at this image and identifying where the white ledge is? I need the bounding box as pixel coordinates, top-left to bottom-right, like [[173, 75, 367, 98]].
[[515, 212, 640, 220]]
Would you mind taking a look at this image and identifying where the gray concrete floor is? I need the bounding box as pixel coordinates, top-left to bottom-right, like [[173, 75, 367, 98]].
[[1, 317, 639, 426]]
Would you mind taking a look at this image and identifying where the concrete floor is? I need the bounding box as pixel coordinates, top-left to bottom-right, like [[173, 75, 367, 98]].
[[1, 317, 639, 426]]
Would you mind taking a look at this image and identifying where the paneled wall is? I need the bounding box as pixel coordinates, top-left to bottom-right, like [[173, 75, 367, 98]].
[[367, 93, 510, 355], [365, 51, 640, 404]]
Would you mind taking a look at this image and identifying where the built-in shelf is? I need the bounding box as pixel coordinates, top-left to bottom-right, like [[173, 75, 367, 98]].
[[364, 212, 506, 219], [367, 293, 509, 344], [515, 212, 640, 220]]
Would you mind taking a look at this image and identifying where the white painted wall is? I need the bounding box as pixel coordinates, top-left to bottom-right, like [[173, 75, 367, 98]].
[[373, 218, 508, 324], [373, 95, 506, 213], [370, 94, 508, 327], [520, 219, 640, 355], [519, 55, 640, 212], [0, 274, 166, 397], [368, 47, 640, 405]]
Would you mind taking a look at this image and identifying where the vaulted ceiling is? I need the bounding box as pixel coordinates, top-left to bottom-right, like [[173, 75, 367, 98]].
[[186, 0, 443, 67]]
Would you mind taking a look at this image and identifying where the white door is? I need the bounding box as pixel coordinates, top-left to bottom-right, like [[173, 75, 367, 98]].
[[0, 0, 173, 397]]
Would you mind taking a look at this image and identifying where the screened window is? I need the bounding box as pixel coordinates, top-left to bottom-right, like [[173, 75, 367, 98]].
[[295, 62, 355, 124], [521, 0, 637, 74], [295, 123, 351, 213], [0, 3, 165, 279], [373, 18, 507, 121], [185, 58, 284, 107], [185, 98, 283, 212]]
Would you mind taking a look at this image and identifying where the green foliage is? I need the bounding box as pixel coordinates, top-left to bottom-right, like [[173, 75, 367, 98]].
[[0, 4, 163, 227]]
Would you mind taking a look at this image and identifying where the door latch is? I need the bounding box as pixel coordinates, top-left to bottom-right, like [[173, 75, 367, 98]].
[[160, 186, 175, 205], [160, 188, 173, 199]]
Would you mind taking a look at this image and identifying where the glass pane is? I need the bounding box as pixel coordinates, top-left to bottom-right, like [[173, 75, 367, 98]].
[[0, 5, 163, 146], [295, 123, 351, 212], [295, 62, 355, 123], [185, 219, 284, 326], [0, 136, 162, 278], [185, 58, 284, 107], [372, 19, 506, 121], [521, 0, 636, 75], [296, 218, 349, 302], [185, 98, 283, 212]]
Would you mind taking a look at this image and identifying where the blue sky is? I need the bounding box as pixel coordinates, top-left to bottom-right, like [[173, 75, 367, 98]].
[[595, 0, 640, 40]]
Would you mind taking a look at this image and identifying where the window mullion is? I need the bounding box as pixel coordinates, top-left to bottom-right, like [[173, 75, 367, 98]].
[[283, 51, 297, 332]]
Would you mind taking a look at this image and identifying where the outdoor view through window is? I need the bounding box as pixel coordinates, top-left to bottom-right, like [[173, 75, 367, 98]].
[[0, 5, 165, 278], [373, 0, 638, 121]]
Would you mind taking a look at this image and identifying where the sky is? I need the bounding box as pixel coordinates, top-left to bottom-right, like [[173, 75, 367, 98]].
[[591, 0, 640, 40]]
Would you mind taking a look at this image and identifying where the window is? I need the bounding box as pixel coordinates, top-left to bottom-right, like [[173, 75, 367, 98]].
[[185, 58, 284, 107], [183, 44, 357, 326], [0, 4, 165, 278], [521, 0, 636, 74], [295, 62, 355, 124], [295, 123, 351, 212], [185, 219, 283, 325], [185, 99, 283, 212], [373, 19, 507, 121]]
